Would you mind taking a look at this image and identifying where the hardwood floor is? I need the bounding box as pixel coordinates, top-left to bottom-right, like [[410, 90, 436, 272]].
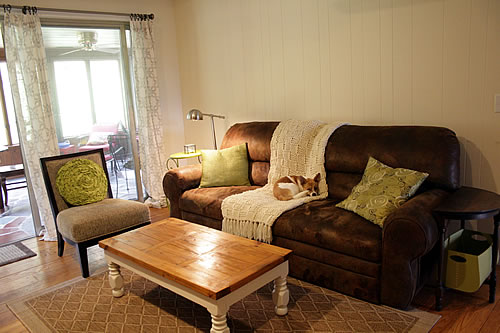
[[0, 207, 499, 332]]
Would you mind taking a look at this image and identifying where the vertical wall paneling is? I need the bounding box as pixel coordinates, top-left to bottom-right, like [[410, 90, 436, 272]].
[[412, 0, 444, 125], [392, 0, 413, 124], [301, 0, 321, 120], [466, 0, 489, 186], [379, 0, 393, 123], [480, 0, 500, 191], [174, 0, 204, 148], [330, 0, 353, 122], [442, 0, 471, 185], [260, 0, 273, 121], [176, 0, 500, 192], [442, 0, 470, 131], [267, 0, 286, 120], [241, 0, 266, 121], [349, 0, 365, 124], [317, 0, 331, 120], [281, 0, 305, 118], [224, 0, 247, 125], [362, 0, 381, 124], [198, 0, 229, 147]]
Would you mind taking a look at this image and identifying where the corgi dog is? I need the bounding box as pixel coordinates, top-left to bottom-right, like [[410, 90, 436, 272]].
[[273, 173, 321, 201]]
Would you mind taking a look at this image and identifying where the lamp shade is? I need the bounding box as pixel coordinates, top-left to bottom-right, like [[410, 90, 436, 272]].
[[186, 109, 203, 121]]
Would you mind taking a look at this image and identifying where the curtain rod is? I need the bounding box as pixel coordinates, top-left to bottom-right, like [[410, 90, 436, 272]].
[[1, 4, 153, 19]]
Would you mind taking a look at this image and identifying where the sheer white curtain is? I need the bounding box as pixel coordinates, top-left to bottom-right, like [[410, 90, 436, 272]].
[[130, 18, 166, 208], [4, 12, 60, 240]]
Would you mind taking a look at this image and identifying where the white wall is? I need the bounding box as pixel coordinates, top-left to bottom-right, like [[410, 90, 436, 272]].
[[174, 0, 500, 193], [8, 0, 185, 159]]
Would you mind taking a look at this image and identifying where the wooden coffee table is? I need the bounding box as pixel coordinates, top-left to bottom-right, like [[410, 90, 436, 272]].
[[98, 218, 292, 332]]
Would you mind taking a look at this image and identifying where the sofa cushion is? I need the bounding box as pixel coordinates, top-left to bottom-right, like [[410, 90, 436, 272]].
[[325, 125, 460, 201], [180, 186, 260, 220], [336, 157, 428, 227], [273, 199, 382, 262], [221, 122, 279, 186], [200, 143, 251, 188]]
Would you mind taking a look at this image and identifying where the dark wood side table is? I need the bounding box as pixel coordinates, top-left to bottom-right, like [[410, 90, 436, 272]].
[[433, 186, 500, 311]]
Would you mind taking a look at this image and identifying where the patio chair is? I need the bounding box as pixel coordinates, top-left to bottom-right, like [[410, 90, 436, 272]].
[[107, 134, 132, 195], [40, 149, 150, 278]]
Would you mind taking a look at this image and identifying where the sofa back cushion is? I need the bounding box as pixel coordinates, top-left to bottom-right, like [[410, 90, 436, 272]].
[[221, 121, 279, 186], [325, 125, 460, 200], [220, 122, 460, 195]]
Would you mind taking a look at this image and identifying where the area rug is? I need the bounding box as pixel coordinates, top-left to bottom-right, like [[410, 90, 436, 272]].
[[0, 241, 36, 267], [8, 268, 439, 332]]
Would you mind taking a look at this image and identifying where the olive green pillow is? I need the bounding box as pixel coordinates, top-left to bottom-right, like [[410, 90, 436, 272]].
[[336, 157, 429, 227], [199, 143, 251, 188], [56, 159, 108, 206]]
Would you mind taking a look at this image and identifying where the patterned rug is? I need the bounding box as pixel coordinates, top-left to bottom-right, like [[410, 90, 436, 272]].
[[0, 241, 36, 267], [8, 268, 439, 332]]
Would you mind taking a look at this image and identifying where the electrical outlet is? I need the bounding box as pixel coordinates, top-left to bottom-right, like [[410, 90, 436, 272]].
[[495, 94, 500, 113]]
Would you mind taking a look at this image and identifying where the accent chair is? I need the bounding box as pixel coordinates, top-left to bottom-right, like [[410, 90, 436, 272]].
[[40, 149, 150, 278]]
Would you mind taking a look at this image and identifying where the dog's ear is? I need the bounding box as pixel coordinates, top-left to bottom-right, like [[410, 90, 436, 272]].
[[314, 173, 321, 182], [297, 176, 306, 183]]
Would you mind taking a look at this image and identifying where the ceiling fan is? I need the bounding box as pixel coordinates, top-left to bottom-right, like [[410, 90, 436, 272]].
[[59, 31, 120, 56]]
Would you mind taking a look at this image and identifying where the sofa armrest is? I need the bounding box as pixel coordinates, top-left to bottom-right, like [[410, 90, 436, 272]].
[[163, 164, 202, 218], [380, 188, 449, 309]]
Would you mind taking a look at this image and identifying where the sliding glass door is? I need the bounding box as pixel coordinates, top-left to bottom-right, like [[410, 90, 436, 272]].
[[42, 24, 143, 201]]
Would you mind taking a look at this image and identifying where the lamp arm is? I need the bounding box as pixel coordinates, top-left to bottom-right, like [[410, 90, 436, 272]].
[[202, 113, 225, 119]]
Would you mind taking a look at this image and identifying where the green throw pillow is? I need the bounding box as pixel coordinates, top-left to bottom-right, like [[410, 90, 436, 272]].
[[56, 158, 108, 206], [200, 143, 251, 188], [336, 157, 429, 227]]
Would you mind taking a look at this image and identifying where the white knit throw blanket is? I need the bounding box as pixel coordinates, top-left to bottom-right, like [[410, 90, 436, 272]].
[[221, 120, 346, 243]]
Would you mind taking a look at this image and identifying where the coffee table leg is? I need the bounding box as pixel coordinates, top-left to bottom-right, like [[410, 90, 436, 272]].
[[273, 275, 289, 315], [108, 262, 124, 297], [209, 312, 229, 333]]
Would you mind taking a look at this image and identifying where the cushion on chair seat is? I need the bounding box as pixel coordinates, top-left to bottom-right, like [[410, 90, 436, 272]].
[[57, 198, 150, 243], [78, 144, 110, 152]]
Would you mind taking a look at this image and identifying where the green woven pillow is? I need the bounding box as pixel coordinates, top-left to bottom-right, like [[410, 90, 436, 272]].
[[336, 157, 429, 227], [200, 143, 251, 188], [56, 159, 108, 206]]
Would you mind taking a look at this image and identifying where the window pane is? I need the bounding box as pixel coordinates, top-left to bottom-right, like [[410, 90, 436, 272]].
[[53, 61, 93, 137], [90, 60, 125, 125]]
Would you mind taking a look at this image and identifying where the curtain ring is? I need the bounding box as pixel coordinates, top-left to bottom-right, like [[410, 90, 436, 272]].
[[149, 14, 154, 20], [3, 4, 11, 13], [22, 6, 27, 14]]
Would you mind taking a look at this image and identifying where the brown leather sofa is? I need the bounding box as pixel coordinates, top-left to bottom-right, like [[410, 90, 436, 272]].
[[163, 122, 460, 309]]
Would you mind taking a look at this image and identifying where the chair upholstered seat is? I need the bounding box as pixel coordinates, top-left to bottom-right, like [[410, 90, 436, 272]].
[[57, 198, 150, 243]]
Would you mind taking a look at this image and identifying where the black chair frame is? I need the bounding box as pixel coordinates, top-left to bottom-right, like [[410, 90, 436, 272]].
[[40, 148, 149, 278]]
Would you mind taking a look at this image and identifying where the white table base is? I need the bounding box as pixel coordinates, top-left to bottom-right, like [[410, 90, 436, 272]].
[[104, 251, 289, 333]]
